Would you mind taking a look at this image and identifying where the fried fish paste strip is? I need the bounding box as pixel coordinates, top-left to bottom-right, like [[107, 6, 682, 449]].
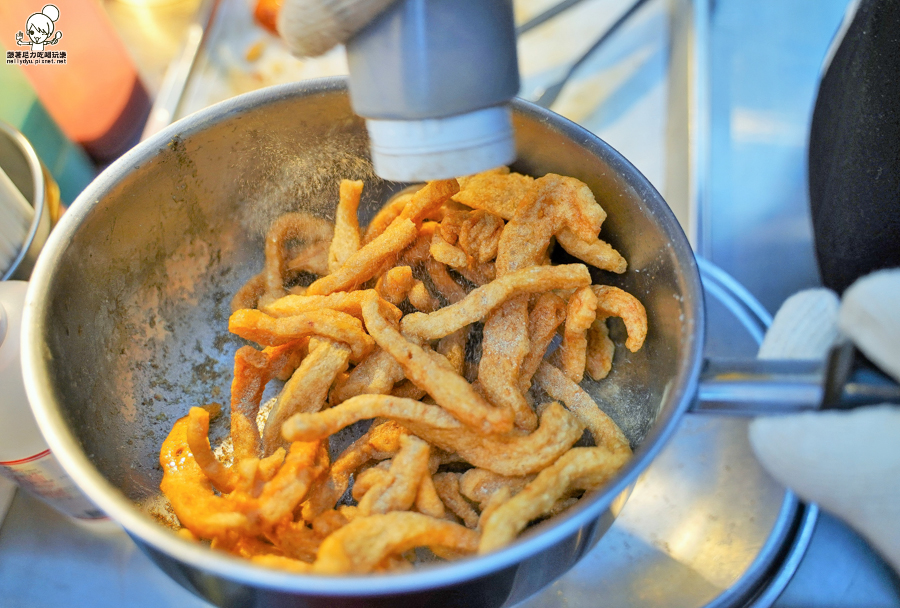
[[415, 470, 446, 519], [160, 416, 253, 538], [433, 472, 480, 528], [375, 265, 416, 305], [591, 285, 648, 352], [313, 512, 479, 574], [328, 179, 363, 273], [282, 396, 462, 443], [264, 212, 334, 299], [430, 229, 468, 269], [398, 179, 460, 225], [458, 210, 504, 264], [585, 319, 616, 381], [362, 294, 514, 435], [556, 228, 627, 274], [231, 272, 267, 312], [186, 406, 237, 493], [357, 435, 431, 516], [405, 402, 585, 477], [300, 420, 407, 520], [478, 296, 536, 431], [331, 348, 405, 403], [479, 447, 630, 553], [533, 361, 631, 455], [458, 468, 533, 508], [519, 293, 567, 392], [425, 258, 468, 304], [257, 440, 328, 527], [452, 167, 533, 220], [364, 192, 412, 244], [260, 290, 402, 323], [229, 308, 374, 362], [287, 240, 331, 276], [262, 339, 351, 456], [399, 264, 591, 340], [559, 286, 599, 383], [231, 343, 300, 461], [306, 218, 418, 296]]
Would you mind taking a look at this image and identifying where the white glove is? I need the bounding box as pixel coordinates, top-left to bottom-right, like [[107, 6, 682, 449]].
[[748, 269, 900, 573], [277, 0, 400, 57]]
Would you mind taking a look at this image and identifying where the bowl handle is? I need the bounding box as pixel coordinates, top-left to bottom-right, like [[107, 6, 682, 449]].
[[691, 341, 900, 415]]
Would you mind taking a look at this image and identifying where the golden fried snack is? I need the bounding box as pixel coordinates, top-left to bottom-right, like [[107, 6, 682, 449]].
[[186, 406, 237, 493], [458, 469, 533, 508], [585, 319, 616, 381], [456, 261, 496, 286], [262, 339, 351, 456], [399, 264, 591, 341], [361, 294, 514, 435], [478, 296, 536, 431], [407, 280, 441, 313], [479, 447, 630, 552], [518, 293, 567, 392], [556, 229, 627, 274], [332, 348, 406, 403], [404, 402, 585, 477], [477, 486, 511, 530], [300, 420, 407, 520], [352, 463, 392, 500], [256, 441, 328, 527], [328, 180, 363, 273], [230, 344, 299, 461], [374, 266, 416, 305], [457, 210, 504, 264], [424, 259, 468, 304], [558, 286, 599, 383], [160, 416, 253, 538], [398, 179, 460, 225], [306, 218, 418, 296], [231, 272, 267, 312], [286, 240, 331, 276], [430, 229, 468, 269], [591, 285, 648, 352], [533, 362, 631, 455], [270, 519, 321, 562], [229, 308, 375, 362], [264, 212, 334, 300], [282, 396, 462, 443], [357, 435, 431, 516], [398, 221, 437, 266], [363, 192, 411, 244], [415, 470, 446, 519], [261, 290, 402, 323], [452, 167, 533, 220], [251, 554, 313, 573], [313, 512, 479, 574], [433, 472, 480, 528], [389, 380, 427, 401], [436, 327, 469, 375]]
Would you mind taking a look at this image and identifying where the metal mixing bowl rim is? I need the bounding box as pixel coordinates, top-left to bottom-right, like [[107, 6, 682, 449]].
[[0, 120, 47, 281], [22, 77, 705, 596]]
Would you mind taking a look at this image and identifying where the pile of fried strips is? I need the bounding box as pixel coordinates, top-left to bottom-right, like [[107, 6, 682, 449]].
[[159, 168, 648, 575]]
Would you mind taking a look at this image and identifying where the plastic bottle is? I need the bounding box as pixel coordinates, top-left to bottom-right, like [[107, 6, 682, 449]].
[[0, 0, 151, 164], [0, 280, 107, 521], [0, 56, 96, 206]]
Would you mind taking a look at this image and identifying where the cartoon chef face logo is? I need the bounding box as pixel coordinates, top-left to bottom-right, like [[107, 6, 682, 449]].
[[16, 4, 63, 51]]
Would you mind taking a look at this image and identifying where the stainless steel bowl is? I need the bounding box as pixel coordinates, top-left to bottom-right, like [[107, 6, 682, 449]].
[[21, 78, 704, 607]]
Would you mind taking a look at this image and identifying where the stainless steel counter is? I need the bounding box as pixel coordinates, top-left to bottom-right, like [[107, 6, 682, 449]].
[[1, 0, 898, 606]]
